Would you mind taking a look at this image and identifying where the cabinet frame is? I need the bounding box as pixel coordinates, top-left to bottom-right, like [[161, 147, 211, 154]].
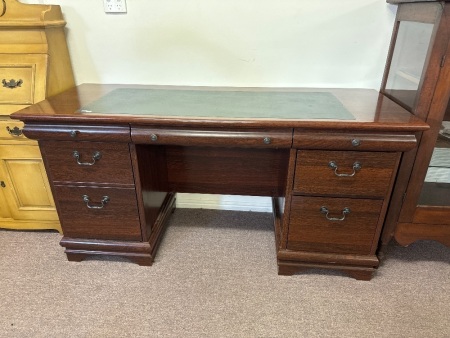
[[381, 0, 450, 247]]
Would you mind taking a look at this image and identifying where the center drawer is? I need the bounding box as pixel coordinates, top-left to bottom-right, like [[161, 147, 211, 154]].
[[53, 185, 142, 241], [131, 126, 293, 148], [40, 141, 134, 185], [293, 150, 399, 198]]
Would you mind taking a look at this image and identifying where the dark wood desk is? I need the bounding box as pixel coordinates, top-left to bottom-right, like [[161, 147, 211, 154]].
[[12, 84, 429, 280]]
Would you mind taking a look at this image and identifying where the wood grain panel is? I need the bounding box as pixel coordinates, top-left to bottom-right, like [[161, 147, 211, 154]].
[[395, 222, 450, 246], [294, 150, 399, 198], [287, 196, 383, 255], [133, 144, 170, 240], [166, 146, 290, 197]]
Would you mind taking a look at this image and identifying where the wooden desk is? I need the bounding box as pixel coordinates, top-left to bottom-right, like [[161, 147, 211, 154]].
[[12, 84, 428, 280]]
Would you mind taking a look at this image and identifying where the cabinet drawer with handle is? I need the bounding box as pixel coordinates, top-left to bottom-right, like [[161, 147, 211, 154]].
[[40, 141, 134, 185], [0, 120, 25, 140], [53, 185, 141, 241], [293, 150, 399, 198], [0, 54, 47, 110], [287, 196, 383, 255], [0, 65, 34, 105]]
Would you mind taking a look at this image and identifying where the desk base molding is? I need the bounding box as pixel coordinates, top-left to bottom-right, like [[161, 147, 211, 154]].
[[277, 261, 375, 281], [277, 251, 379, 280]]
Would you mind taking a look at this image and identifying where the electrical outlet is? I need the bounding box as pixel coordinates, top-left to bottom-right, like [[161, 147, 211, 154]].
[[103, 0, 127, 14]]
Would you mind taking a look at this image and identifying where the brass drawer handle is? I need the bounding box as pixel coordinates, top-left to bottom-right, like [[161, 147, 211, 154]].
[[73, 150, 102, 166], [1, 0, 6, 17], [2, 79, 23, 89], [320, 206, 351, 221], [82, 195, 110, 209], [328, 161, 361, 177], [6, 126, 23, 137]]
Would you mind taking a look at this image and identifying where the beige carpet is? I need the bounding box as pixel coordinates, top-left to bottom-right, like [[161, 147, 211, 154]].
[[1, 209, 449, 338]]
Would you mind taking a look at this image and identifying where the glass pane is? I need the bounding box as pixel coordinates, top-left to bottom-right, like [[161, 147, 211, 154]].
[[418, 98, 450, 206], [385, 21, 434, 111]]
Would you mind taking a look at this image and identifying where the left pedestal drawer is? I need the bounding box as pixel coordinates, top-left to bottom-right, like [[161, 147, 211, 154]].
[[53, 185, 142, 241], [40, 141, 134, 185]]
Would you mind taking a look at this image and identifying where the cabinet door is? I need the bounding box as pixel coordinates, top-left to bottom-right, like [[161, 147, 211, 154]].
[[0, 144, 58, 221], [0, 185, 11, 218]]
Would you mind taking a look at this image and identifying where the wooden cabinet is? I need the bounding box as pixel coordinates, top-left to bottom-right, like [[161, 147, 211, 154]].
[[0, 0, 74, 232], [381, 0, 450, 248], [0, 142, 58, 223]]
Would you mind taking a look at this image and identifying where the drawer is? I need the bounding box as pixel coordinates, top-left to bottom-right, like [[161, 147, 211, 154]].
[[40, 141, 134, 185], [54, 185, 142, 241], [131, 126, 293, 148], [293, 130, 417, 151], [294, 150, 399, 198], [0, 119, 26, 140], [0, 54, 47, 110], [0, 65, 34, 104], [24, 124, 131, 142], [287, 196, 383, 255]]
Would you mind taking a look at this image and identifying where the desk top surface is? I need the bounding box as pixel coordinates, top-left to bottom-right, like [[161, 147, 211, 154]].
[[12, 84, 429, 132]]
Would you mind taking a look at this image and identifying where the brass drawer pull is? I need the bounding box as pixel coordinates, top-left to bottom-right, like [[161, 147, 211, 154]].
[[150, 133, 158, 142], [82, 195, 110, 209], [328, 161, 361, 177], [1, 0, 6, 17], [2, 79, 23, 89], [6, 126, 23, 137], [263, 137, 271, 144], [73, 150, 102, 166], [320, 206, 351, 221]]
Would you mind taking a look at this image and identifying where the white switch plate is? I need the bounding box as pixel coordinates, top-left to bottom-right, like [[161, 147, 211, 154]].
[[103, 0, 127, 13]]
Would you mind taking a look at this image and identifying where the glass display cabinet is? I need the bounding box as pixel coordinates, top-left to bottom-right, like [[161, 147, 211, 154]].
[[381, 0, 450, 247]]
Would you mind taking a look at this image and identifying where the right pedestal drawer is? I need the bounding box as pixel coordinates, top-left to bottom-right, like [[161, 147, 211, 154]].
[[287, 196, 384, 255], [293, 150, 398, 198]]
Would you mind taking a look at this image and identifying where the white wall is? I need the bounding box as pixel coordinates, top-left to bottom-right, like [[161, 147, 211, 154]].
[[24, 0, 397, 88], [23, 0, 398, 211]]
